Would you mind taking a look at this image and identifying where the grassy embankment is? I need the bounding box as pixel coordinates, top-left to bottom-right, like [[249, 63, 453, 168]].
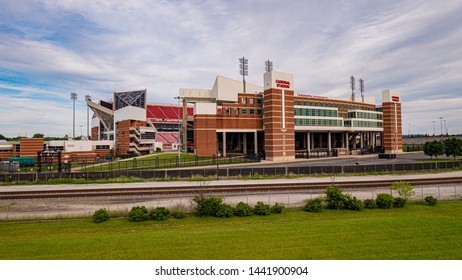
[[0, 203, 460, 260]]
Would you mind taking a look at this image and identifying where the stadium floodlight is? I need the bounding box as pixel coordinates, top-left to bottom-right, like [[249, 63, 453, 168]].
[[71, 92, 77, 140], [265, 59, 273, 72], [350, 75, 355, 102], [439, 117, 443, 136], [85, 95, 91, 140], [359, 78, 364, 103], [239, 57, 248, 93]]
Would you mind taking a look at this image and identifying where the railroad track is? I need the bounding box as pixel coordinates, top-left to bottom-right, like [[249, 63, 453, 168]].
[[1, 177, 461, 200]]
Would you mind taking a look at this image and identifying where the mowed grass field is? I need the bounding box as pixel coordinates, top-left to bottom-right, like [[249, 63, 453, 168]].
[[0, 203, 461, 260]]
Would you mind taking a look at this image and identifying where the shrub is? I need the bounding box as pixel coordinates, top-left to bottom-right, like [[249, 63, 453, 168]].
[[92, 208, 109, 223], [390, 181, 415, 202], [343, 194, 364, 211], [393, 197, 407, 208], [254, 201, 271, 215], [128, 206, 149, 222], [424, 195, 438, 206], [234, 202, 254, 217], [150, 207, 170, 221], [216, 204, 234, 218], [193, 196, 223, 217], [376, 193, 394, 209], [271, 203, 284, 214], [304, 198, 323, 212], [171, 209, 186, 219], [326, 186, 345, 210], [364, 199, 376, 209]]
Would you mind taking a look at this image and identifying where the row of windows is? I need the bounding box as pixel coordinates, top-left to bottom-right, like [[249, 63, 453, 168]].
[[295, 118, 343, 127], [344, 120, 383, 128], [225, 108, 263, 116], [241, 97, 263, 105], [140, 132, 156, 140], [348, 111, 383, 120], [294, 107, 338, 118], [294, 100, 374, 111], [95, 145, 111, 150]]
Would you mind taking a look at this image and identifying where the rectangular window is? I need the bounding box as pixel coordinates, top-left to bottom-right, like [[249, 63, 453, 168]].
[[304, 101, 308, 106], [250, 108, 255, 115], [234, 108, 239, 115], [257, 109, 263, 115], [241, 97, 246, 104], [257, 98, 263, 105], [249, 98, 254, 105], [226, 108, 231, 115], [242, 108, 247, 115]]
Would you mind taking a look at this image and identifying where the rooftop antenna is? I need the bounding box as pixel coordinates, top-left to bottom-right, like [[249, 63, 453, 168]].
[[359, 78, 364, 103], [265, 59, 273, 72], [239, 57, 248, 93], [350, 75, 355, 102]]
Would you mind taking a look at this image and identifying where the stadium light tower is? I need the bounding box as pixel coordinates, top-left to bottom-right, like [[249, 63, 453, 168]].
[[71, 92, 77, 140], [439, 117, 443, 136], [265, 59, 273, 72], [239, 57, 248, 93], [85, 95, 91, 140], [359, 78, 364, 103], [350, 76, 356, 102]]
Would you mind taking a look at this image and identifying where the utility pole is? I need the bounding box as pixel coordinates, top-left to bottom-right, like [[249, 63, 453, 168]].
[[174, 96, 181, 167], [71, 92, 77, 140], [359, 78, 364, 103], [85, 95, 91, 140], [439, 117, 443, 136]]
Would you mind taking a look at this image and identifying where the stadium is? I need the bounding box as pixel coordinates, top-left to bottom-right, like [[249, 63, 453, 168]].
[[0, 69, 402, 163]]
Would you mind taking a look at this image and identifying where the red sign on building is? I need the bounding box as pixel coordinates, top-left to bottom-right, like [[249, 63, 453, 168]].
[[275, 80, 291, 88], [392, 96, 400, 102]]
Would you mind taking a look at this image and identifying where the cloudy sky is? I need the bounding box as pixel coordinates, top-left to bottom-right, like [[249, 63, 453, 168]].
[[0, 0, 461, 137]]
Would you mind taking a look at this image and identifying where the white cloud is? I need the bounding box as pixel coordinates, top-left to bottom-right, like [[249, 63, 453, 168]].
[[0, 0, 462, 137]]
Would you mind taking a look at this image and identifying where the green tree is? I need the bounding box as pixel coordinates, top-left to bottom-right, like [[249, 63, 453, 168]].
[[443, 138, 462, 159], [423, 141, 445, 159], [325, 186, 345, 210], [390, 181, 415, 202], [33, 133, 44, 138], [0, 134, 6, 140]]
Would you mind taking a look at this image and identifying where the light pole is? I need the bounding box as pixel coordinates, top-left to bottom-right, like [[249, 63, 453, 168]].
[[85, 95, 91, 140], [439, 117, 443, 136], [80, 125, 83, 138], [71, 92, 77, 140], [433, 121, 435, 138], [174, 96, 181, 167], [444, 119, 447, 136]]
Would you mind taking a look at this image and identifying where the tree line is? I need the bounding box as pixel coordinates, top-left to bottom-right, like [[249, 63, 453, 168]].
[[423, 137, 462, 159]]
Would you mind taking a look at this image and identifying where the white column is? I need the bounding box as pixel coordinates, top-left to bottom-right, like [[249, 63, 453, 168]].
[[223, 131, 226, 157], [311, 132, 314, 149], [360, 132, 364, 149], [254, 131, 258, 155], [243, 133, 247, 154], [341, 132, 345, 148]]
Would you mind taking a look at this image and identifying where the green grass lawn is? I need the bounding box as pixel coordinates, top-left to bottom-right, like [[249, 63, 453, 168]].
[[79, 153, 254, 172], [0, 203, 461, 260]]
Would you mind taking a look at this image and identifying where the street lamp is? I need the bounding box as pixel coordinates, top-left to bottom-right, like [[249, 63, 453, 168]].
[[444, 119, 447, 136], [85, 95, 91, 140], [433, 120, 435, 138], [174, 96, 181, 167], [439, 117, 443, 136], [70, 92, 77, 139]]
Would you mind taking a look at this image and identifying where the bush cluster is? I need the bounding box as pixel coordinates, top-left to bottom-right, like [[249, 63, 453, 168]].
[[92, 208, 109, 223], [393, 197, 407, 208], [363, 199, 376, 209], [171, 209, 186, 219], [343, 194, 364, 211], [376, 194, 394, 209], [128, 206, 149, 222], [150, 207, 170, 221], [325, 187, 363, 211], [424, 196, 438, 206], [304, 198, 322, 212], [192, 196, 283, 218], [234, 202, 254, 217]]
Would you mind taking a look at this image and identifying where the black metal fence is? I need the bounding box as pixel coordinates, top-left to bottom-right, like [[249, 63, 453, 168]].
[[1, 160, 461, 183], [403, 144, 424, 152]]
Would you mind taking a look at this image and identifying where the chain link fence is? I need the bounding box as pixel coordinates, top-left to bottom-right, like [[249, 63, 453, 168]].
[[1, 184, 460, 222]]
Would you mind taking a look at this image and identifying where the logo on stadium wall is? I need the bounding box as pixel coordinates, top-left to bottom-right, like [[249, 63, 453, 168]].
[[392, 96, 400, 102], [275, 80, 291, 89]]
